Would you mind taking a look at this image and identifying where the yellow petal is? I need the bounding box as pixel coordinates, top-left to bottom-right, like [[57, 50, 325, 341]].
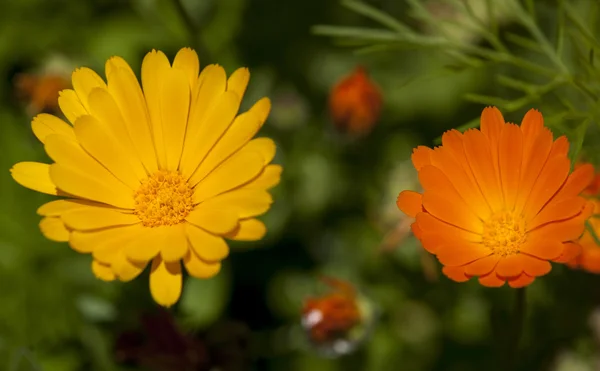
[[92, 260, 116, 281], [157, 224, 189, 262], [61, 207, 140, 230], [242, 165, 282, 190], [185, 206, 238, 235], [38, 199, 111, 216], [184, 222, 229, 262], [249, 97, 271, 127], [74, 115, 142, 188], [192, 150, 264, 203], [227, 67, 250, 98], [181, 91, 240, 180], [190, 111, 261, 185], [141, 50, 170, 169], [87, 88, 148, 181], [39, 217, 70, 242], [106, 60, 158, 173], [150, 256, 182, 307], [49, 163, 134, 209], [91, 224, 146, 263], [180, 65, 227, 177], [225, 219, 267, 241], [122, 226, 163, 261], [243, 138, 276, 164], [173, 47, 200, 90], [10, 162, 57, 195], [70, 224, 144, 255], [183, 249, 221, 278], [31, 114, 76, 144], [58, 89, 87, 124], [200, 189, 273, 218], [112, 250, 147, 282], [72, 67, 107, 111], [161, 67, 190, 170]]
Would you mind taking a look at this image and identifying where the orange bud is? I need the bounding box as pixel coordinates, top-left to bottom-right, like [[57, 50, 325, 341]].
[[329, 66, 382, 136], [14, 72, 70, 115], [301, 277, 362, 344]]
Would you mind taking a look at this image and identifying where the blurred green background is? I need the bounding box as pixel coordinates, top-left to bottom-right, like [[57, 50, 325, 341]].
[[2, 0, 600, 370]]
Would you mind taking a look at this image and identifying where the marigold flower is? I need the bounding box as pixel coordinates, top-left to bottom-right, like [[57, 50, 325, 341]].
[[397, 107, 594, 287], [328, 66, 382, 136], [567, 168, 600, 273], [302, 277, 362, 345], [15, 72, 70, 115], [10, 48, 282, 306]]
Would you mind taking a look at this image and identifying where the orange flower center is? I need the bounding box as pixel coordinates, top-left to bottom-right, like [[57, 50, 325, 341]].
[[133, 170, 194, 227], [481, 212, 526, 256]]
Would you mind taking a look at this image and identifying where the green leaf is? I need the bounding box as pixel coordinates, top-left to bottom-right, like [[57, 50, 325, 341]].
[[569, 118, 590, 168], [341, 0, 410, 33], [311, 25, 401, 41]]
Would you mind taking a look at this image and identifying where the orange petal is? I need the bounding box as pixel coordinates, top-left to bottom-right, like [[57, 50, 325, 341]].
[[507, 273, 535, 288], [580, 248, 600, 273], [528, 197, 586, 230], [416, 212, 481, 242], [498, 123, 523, 211], [520, 109, 544, 146], [441, 265, 470, 282], [520, 254, 552, 276], [515, 128, 553, 214], [479, 108, 503, 190], [523, 156, 570, 221], [520, 239, 563, 260], [554, 242, 581, 263], [480, 107, 504, 145], [422, 191, 483, 234], [411, 222, 423, 240], [495, 255, 524, 278], [551, 136, 570, 158], [430, 146, 491, 220], [529, 204, 592, 243], [396, 190, 422, 217], [462, 129, 503, 212], [435, 243, 491, 266], [411, 146, 433, 171], [553, 163, 595, 202], [464, 255, 501, 276], [478, 272, 505, 287]]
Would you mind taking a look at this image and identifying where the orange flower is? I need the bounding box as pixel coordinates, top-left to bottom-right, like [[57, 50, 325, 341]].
[[397, 107, 594, 288], [568, 168, 600, 273], [14, 72, 70, 115], [328, 66, 382, 136], [302, 277, 362, 345]]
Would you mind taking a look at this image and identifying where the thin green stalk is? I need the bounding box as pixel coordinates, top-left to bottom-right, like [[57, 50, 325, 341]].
[[506, 287, 526, 371]]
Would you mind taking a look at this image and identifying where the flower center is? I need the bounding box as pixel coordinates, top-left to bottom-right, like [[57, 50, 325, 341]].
[[133, 170, 194, 227], [481, 211, 526, 257]]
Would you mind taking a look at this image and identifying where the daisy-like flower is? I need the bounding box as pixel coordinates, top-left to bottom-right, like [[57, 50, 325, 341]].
[[397, 107, 594, 287], [568, 168, 600, 273], [10, 48, 282, 306]]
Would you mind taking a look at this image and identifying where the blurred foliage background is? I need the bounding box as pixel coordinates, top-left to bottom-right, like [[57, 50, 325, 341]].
[[2, 0, 600, 370]]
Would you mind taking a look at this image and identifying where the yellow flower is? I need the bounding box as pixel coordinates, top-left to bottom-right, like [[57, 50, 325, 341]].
[[10, 48, 282, 306]]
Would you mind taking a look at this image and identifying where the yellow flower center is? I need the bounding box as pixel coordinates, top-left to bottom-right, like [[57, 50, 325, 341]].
[[481, 211, 526, 256], [133, 170, 194, 227]]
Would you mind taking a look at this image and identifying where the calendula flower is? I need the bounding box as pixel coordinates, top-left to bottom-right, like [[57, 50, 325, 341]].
[[10, 48, 282, 306], [568, 168, 600, 273], [15, 72, 70, 115], [328, 66, 382, 136], [397, 107, 594, 287]]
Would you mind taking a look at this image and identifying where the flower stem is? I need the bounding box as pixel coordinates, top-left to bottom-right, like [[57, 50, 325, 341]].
[[172, 0, 212, 63], [506, 287, 526, 370]]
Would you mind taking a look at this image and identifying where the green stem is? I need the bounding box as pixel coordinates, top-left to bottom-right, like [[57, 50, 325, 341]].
[[172, 0, 211, 63], [506, 287, 526, 370]]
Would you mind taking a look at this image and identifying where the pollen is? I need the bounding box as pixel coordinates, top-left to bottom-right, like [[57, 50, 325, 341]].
[[482, 211, 527, 257], [133, 170, 194, 227]]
